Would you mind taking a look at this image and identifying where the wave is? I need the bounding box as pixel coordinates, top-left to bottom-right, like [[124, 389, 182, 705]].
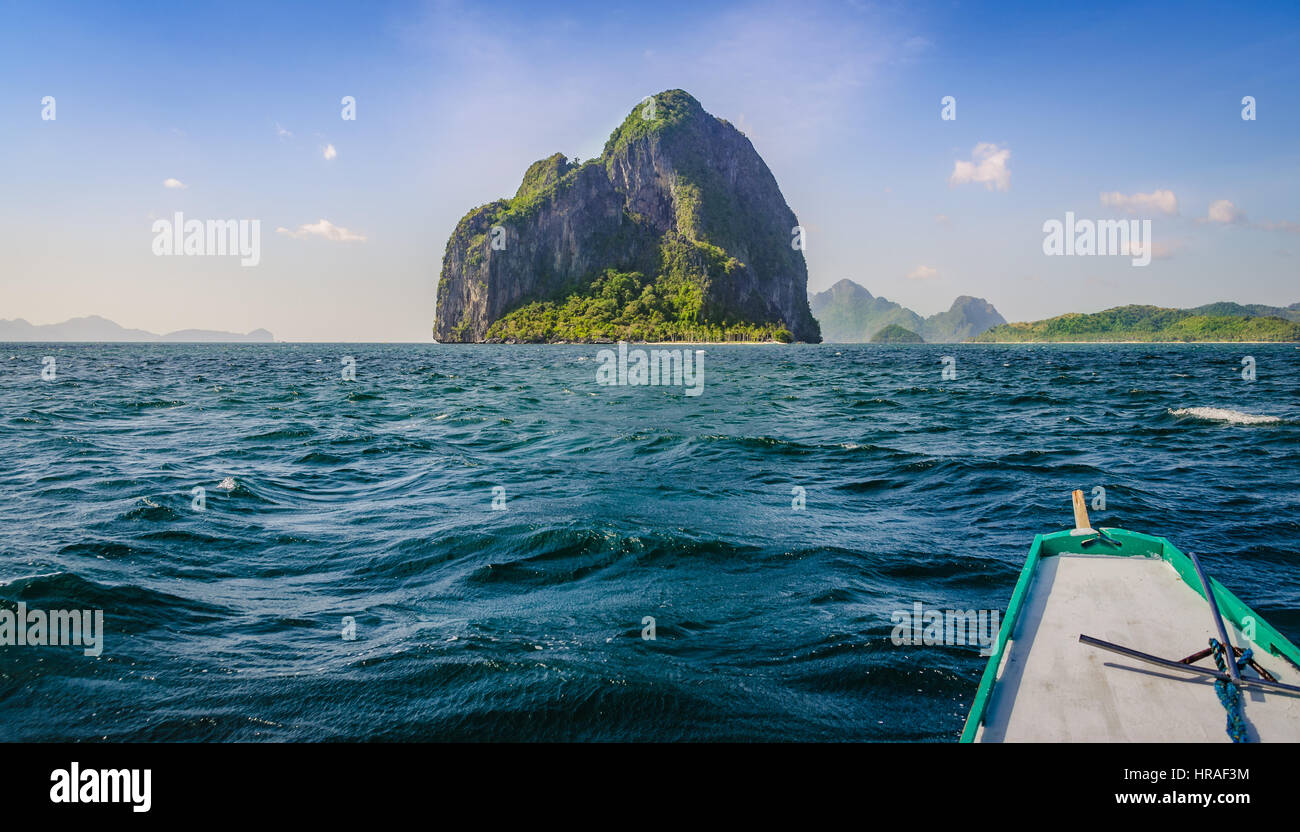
[[1168, 407, 1282, 425], [0, 571, 232, 627]]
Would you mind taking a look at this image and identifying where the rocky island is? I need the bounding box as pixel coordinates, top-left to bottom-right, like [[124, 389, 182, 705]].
[[973, 302, 1300, 342], [870, 323, 925, 343], [433, 90, 820, 343], [808, 278, 1005, 343]]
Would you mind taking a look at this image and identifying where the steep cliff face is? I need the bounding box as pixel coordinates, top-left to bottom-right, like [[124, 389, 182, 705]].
[[433, 90, 820, 343]]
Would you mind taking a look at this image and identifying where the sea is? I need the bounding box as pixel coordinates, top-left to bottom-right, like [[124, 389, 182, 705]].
[[2, 342, 1297, 741]]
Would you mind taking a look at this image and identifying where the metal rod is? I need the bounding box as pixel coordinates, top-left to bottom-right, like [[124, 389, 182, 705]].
[[1229, 645, 1279, 683], [1186, 551, 1240, 683], [1248, 656, 1278, 683], [1177, 644, 1276, 681], [1078, 634, 1300, 696]]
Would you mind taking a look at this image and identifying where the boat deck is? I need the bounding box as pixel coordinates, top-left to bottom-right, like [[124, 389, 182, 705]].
[[978, 553, 1300, 742]]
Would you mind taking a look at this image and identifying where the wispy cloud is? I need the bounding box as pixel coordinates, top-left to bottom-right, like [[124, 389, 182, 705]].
[[275, 219, 367, 242], [1198, 199, 1300, 234], [1150, 239, 1183, 259], [1206, 199, 1245, 224], [906, 265, 939, 280], [1100, 189, 1178, 215], [275, 123, 292, 139], [162, 178, 187, 189], [949, 143, 1011, 191]]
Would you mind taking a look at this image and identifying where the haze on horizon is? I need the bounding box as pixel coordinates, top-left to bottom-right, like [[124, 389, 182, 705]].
[[2, 0, 1297, 342]]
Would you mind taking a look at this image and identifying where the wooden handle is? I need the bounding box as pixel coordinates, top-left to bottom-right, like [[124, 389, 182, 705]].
[[1072, 489, 1091, 530]]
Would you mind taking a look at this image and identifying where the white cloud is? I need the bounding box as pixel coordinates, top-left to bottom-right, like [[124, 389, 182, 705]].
[[275, 124, 292, 139], [1099, 189, 1178, 215], [1150, 239, 1182, 259], [906, 265, 939, 280], [162, 178, 187, 189], [1258, 220, 1300, 235], [1207, 199, 1244, 224], [276, 219, 367, 242], [1198, 200, 1300, 233], [949, 143, 1010, 191], [323, 143, 337, 160]]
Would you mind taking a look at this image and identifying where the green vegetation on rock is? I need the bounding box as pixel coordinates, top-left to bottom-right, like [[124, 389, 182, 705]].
[[484, 252, 793, 343], [601, 89, 700, 160], [1189, 301, 1300, 323], [973, 304, 1300, 342], [515, 153, 575, 202], [870, 324, 925, 343]]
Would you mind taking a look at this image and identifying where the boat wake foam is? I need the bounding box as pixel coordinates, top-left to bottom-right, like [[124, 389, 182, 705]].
[[1168, 406, 1282, 425]]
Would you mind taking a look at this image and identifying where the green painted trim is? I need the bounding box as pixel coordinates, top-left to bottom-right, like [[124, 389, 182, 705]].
[[1156, 537, 1300, 669], [958, 526, 1300, 743], [958, 534, 1043, 743]]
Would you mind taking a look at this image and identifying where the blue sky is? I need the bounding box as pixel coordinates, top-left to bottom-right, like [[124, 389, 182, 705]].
[[1, 0, 1297, 340]]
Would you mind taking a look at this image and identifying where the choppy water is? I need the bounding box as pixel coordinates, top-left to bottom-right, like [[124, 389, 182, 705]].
[[2, 343, 1298, 741]]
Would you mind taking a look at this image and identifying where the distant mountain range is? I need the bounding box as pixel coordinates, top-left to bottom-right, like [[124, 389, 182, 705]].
[[974, 303, 1300, 342], [0, 316, 273, 342], [808, 279, 1006, 343]]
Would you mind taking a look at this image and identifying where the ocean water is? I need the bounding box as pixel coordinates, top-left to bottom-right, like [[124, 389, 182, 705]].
[[1, 342, 1298, 742]]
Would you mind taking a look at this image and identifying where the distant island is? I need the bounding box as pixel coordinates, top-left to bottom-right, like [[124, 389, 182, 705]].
[[973, 302, 1300, 342], [0, 316, 274, 342], [808, 279, 1005, 343], [870, 323, 925, 343], [433, 90, 821, 344]]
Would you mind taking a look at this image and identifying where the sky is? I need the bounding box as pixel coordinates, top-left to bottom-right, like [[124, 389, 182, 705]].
[[1, 0, 1297, 341]]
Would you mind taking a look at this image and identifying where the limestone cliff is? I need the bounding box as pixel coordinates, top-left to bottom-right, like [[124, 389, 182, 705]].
[[433, 90, 820, 343]]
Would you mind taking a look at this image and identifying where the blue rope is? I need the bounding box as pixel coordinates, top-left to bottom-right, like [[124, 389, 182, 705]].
[[1209, 638, 1249, 743]]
